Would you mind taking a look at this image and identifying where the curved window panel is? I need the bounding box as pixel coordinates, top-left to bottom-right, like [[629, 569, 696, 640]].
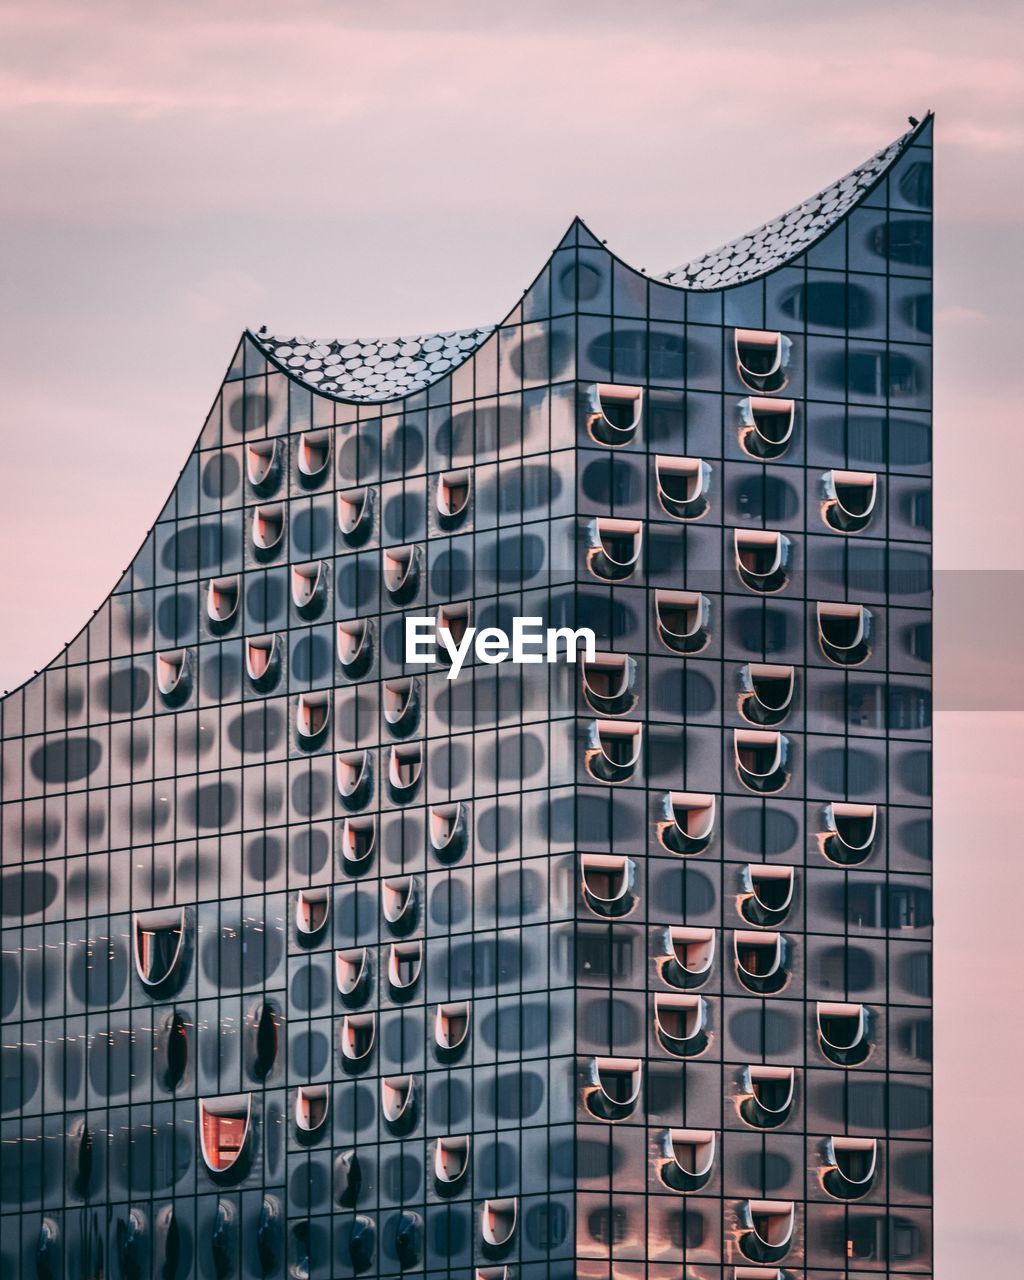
[[823, 1135, 878, 1200], [382, 876, 418, 934], [133, 908, 187, 992], [295, 887, 330, 941], [335, 948, 371, 1006], [734, 1270, 783, 1280], [587, 382, 643, 447], [582, 1056, 642, 1121], [383, 545, 421, 605], [336, 750, 374, 810], [156, 647, 191, 704], [246, 438, 281, 494], [734, 930, 787, 994], [382, 677, 420, 735], [822, 801, 878, 865], [294, 1084, 330, 1142], [297, 429, 332, 485], [67, 1117, 94, 1197], [740, 1065, 795, 1129], [429, 802, 468, 863], [340, 1013, 376, 1068], [739, 865, 795, 927], [334, 1150, 362, 1208], [658, 791, 716, 855], [476, 1270, 510, 1280], [381, 1074, 417, 1132], [118, 1208, 146, 1280], [249, 1000, 280, 1081], [337, 618, 373, 679], [657, 926, 716, 990], [337, 486, 375, 546], [655, 590, 710, 654], [654, 993, 708, 1058], [738, 1200, 795, 1264], [157, 1008, 189, 1090], [656, 1127, 716, 1193], [394, 1212, 422, 1269], [252, 503, 285, 557], [340, 815, 376, 874], [738, 396, 795, 459], [586, 518, 643, 582], [434, 1001, 471, 1058], [295, 691, 331, 745], [817, 1001, 870, 1066], [655, 455, 711, 521], [734, 529, 790, 594], [817, 602, 872, 666], [735, 329, 791, 393], [580, 853, 637, 918], [257, 1198, 282, 1275], [434, 1135, 471, 1190], [734, 729, 790, 794], [199, 1094, 254, 1179], [582, 653, 637, 716], [387, 940, 423, 998], [245, 633, 281, 690], [481, 1198, 518, 1252], [822, 469, 878, 533], [36, 1219, 60, 1280], [739, 664, 795, 726], [585, 719, 642, 783], [291, 561, 328, 618], [387, 743, 423, 802], [436, 601, 473, 666], [437, 469, 472, 526], [206, 575, 241, 629]]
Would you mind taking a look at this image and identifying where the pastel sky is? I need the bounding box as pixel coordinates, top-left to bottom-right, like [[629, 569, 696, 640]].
[[1, 0, 1022, 1268]]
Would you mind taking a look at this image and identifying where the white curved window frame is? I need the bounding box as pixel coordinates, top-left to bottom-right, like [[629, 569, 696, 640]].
[[429, 802, 467, 861], [824, 1136, 878, 1200], [817, 1001, 869, 1066], [245, 634, 280, 689], [294, 1084, 330, 1138], [387, 941, 424, 994], [735, 329, 792, 393], [340, 1012, 376, 1064], [133, 908, 186, 990], [741, 865, 795, 926], [586, 382, 643, 446], [437, 469, 472, 524], [387, 743, 423, 802], [337, 619, 373, 678], [734, 1269, 784, 1280], [246, 438, 280, 492], [382, 677, 420, 734], [252, 503, 285, 555], [434, 1135, 471, 1186], [583, 1056, 643, 1122], [741, 1065, 796, 1129], [335, 749, 374, 810], [199, 1094, 253, 1177], [739, 664, 795, 726], [340, 815, 376, 871], [382, 876, 417, 931], [296, 691, 331, 743], [734, 729, 790, 794], [654, 993, 708, 1058], [586, 517, 644, 582], [206, 575, 241, 627], [295, 887, 330, 938], [658, 791, 716, 856], [823, 801, 878, 865], [657, 1127, 716, 1193], [817, 602, 872, 666], [658, 926, 716, 989], [585, 719, 642, 784], [740, 1200, 795, 1262], [434, 1001, 471, 1055], [480, 1198, 518, 1250], [734, 529, 790, 594], [297, 429, 332, 483], [581, 652, 638, 716], [291, 561, 327, 617], [335, 948, 370, 1004], [654, 590, 710, 654], [579, 853, 637, 919], [383, 545, 420, 603], [655, 455, 711, 521], [734, 930, 786, 993], [381, 1075, 416, 1128], [337, 486, 375, 545], [822, 469, 878, 533], [156, 648, 191, 701], [738, 395, 795, 459]]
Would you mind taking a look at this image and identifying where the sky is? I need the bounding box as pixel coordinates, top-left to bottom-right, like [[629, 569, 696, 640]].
[[1, 0, 1023, 1268]]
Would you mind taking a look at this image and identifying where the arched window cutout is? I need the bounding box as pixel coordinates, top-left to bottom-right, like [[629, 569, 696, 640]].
[[297, 430, 332, 484], [654, 993, 708, 1058], [295, 1085, 330, 1141], [246, 439, 281, 493], [249, 1000, 279, 1081], [658, 791, 716, 855], [383, 546, 420, 604], [734, 729, 790, 794], [207, 576, 241, 629], [740, 865, 795, 926], [340, 815, 376, 873], [739, 1201, 795, 1264], [337, 487, 375, 546], [740, 1065, 795, 1129], [824, 1136, 878, 1200], [582, 653, 638, 716], [387, 941, 423, 996], [583, 1056, 643, 1121], [387, 743, 423, 802], [434, 1135, 471, 1188], [296, 691, 331, 744], [133, 908, 187, 991], [734, 930, 787, 994], [252, 503, 285, 556], [291, 561, 328, 618], [739, 664, 795, 726], [823, 802, 878, 865], [156, 648, 191, 703], [340, 1013, 376, 1066], [657, 1128, 716, 1193], [580, 854, 637, 918], [585, 719, 642, 783], [655, 456, 711, 521], [586, 517, 644, 582], [738, 396, 796, 460], [430, 802, 467, 862], [658, 926, 716, 989], [435, 1001, 471, 1057], [734, 529, 790, 594], [437, 470, 472, 525], [817, 602, 872, 666], [817, 1001, 870, 1066], [381, 1075, 417, 1131], [296, 887, 330, 939], [245, 634, 280, 690], [158, 1008, 189, 1090], [199, 1094, 254, 1178], [481, 1198, 518, 1252], [337, 619, 373, 679], [655, 590, 710, 654], [382, 876, 417, 933], [823, 469, 878, 533], [587, 382, 643, 446], [735, 329, 792, 393], [382, 678, 420, 735], [335, 948, 370, 1006], [334, 1149, 361, 1209], [436, 602, 472, 665], [336, 750, 373, 810]]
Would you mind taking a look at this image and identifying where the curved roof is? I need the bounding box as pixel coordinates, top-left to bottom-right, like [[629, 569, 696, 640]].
[[251, 118, 925, 405]]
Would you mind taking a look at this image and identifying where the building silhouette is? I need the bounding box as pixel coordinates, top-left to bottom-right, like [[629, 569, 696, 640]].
[[0, 116, 933, 1278]]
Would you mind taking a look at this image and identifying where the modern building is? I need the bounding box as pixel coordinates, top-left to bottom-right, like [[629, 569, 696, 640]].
[[0, 116, 933, 1279]]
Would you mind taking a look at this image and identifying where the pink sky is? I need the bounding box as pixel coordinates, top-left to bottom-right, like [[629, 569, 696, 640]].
[[2, 0, 1023, 1268]]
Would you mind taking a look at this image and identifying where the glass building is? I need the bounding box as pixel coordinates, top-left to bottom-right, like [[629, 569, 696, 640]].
[[0, 116, 932, 1279]]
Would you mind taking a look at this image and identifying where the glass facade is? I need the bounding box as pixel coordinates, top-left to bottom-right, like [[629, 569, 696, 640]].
[[0, 118, 932, 1279]]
